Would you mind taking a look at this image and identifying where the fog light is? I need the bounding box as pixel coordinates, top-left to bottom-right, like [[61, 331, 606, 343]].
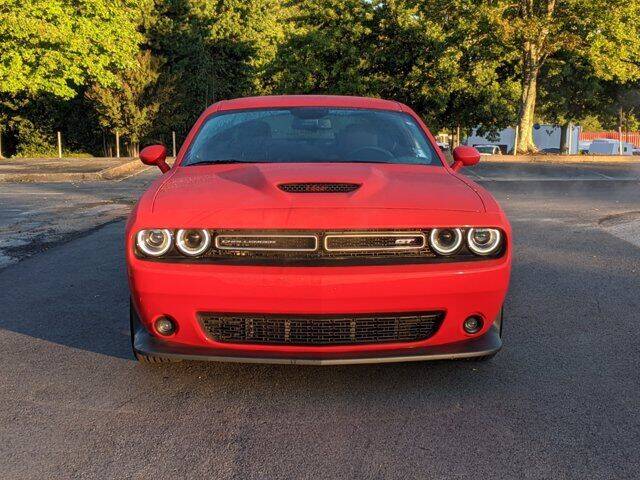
[[463, 315, 483, 334], [155, 317, 176, 336]]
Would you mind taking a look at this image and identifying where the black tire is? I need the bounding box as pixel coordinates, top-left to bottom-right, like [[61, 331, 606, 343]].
[[130, 299, 181, 364]]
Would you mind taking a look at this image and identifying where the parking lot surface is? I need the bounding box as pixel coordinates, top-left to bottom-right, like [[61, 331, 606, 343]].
[[0, 162, 639, 479]]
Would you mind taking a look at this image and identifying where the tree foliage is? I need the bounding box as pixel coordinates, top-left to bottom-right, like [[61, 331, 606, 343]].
[[86, 51, 172, 156], [0, 0, 146, 99], [266, 0, 520, 133], [492, 0, 640, 151], [1, 0, 640, 157], [144, 0, 292, 137]]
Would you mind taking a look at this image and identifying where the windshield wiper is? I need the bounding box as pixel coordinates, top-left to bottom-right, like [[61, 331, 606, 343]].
[[188, 159, 268, 165]]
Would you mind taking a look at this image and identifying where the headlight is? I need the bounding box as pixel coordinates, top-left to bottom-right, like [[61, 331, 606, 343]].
[[467, 228, 502, 255], [429, 228, 463, 255], [136, 229, 172, 256], [176, 229, 211, 256]]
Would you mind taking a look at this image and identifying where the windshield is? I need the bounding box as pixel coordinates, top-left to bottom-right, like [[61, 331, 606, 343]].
[[182, 108, 441, 166]]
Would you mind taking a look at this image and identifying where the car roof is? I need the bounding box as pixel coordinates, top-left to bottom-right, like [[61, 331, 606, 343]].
[[206, 95, 404, 114]]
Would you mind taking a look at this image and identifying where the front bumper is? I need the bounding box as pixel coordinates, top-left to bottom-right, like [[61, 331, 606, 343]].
[[132, 313, 502, 365], [128, 255, 510, 363]]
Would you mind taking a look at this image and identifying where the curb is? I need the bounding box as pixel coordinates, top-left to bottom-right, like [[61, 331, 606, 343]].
[[0, 159, 149, 183], [100, 159, 150, 180]]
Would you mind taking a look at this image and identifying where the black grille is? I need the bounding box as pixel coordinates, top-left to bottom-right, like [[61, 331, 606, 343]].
[[325, 233, 426, 251], [216, 234, 318, 251], [278, 183, 360, 193], [206, 230, 435, 260], [199, 312, 443, 346]]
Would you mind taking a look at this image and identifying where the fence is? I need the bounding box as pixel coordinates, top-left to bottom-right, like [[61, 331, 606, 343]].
[[580, 131, 640, 148]]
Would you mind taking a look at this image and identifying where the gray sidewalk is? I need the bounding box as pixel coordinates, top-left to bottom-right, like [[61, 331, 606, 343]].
[[0, 157, 149, 182]]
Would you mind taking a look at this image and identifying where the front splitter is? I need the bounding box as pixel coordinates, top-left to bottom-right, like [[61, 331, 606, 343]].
[[133, 322, 502, 365]]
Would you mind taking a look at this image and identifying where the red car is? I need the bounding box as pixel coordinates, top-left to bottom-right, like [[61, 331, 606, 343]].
[[127, 95, 511, 365]]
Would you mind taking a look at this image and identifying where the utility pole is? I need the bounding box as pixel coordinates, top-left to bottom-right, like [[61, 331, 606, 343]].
[[172, 131, 177, 157], [115, 130, 120, 158], [618, 126, 623, 155], [513, 126, 519, 157], [618, 107, 624, 155], [57, 131, 62, 158]]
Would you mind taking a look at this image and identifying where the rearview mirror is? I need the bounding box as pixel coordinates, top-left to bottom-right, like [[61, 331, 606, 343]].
[[451, 146, 480, 171], [140, 144, 170, 173]]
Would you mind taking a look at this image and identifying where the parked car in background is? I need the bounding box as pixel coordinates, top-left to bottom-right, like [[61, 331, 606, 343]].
[[128, 95, 511, 365], [588, 138, 634, 155], [475, 144, 502, 156]]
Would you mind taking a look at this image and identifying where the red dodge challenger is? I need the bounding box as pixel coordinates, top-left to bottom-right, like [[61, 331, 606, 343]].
[[127, 95, 511, 365]]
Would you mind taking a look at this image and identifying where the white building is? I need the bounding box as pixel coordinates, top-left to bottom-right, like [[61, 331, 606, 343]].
[[464, 124, 581, 154]]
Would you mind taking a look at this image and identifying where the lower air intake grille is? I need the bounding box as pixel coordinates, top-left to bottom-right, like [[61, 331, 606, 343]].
[[199, 312, 443, 346], [278, 183, 360, 193]]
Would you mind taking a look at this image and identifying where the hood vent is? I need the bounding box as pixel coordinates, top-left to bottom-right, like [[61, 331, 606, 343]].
[[278, 183, 361, 193]]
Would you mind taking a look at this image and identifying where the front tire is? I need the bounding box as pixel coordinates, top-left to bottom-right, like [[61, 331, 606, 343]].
[[130, 300, 181, 364]]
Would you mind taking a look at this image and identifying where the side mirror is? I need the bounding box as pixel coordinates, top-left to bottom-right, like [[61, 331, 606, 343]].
[[140, 145, 170, 173], [451, 146, 480, 171]]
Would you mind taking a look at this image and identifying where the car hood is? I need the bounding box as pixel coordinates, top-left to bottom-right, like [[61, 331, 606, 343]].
[[152, 163, 484, 215]]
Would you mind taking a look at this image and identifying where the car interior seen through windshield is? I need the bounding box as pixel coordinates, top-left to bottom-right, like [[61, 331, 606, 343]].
[[183, 108, 441, 166]]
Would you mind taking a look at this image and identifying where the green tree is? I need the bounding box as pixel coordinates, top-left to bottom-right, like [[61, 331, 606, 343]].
[[87, 51, 172, 156], [0, 0, 146, 99], [145, 0, 293, 139], [596, 82, 640, 132], [496, 0, 640, 152], [421, 1, 520, 139], [266, 0, 519, 137], [264, 0, 375, 95]]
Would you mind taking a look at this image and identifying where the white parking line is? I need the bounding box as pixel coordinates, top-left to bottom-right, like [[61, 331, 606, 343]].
[[603, 219, 640, 249], [589, 171, 616, 180]]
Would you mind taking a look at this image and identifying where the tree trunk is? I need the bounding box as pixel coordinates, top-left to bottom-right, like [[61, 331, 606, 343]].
[[517, 42, 540, 153], [128, 142, 139, 158], [559, 123, 569, 153]]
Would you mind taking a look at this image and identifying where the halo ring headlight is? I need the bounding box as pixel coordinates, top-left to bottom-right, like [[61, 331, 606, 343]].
[[467, 228, 502, 255], [176, 229, 211, 257], [429, 228, 463, 255], [136, 229, 173, 257]]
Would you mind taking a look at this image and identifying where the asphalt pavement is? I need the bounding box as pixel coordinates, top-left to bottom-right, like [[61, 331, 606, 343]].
[[0, 162, 639, 479], [0, 170, 155, 268]]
